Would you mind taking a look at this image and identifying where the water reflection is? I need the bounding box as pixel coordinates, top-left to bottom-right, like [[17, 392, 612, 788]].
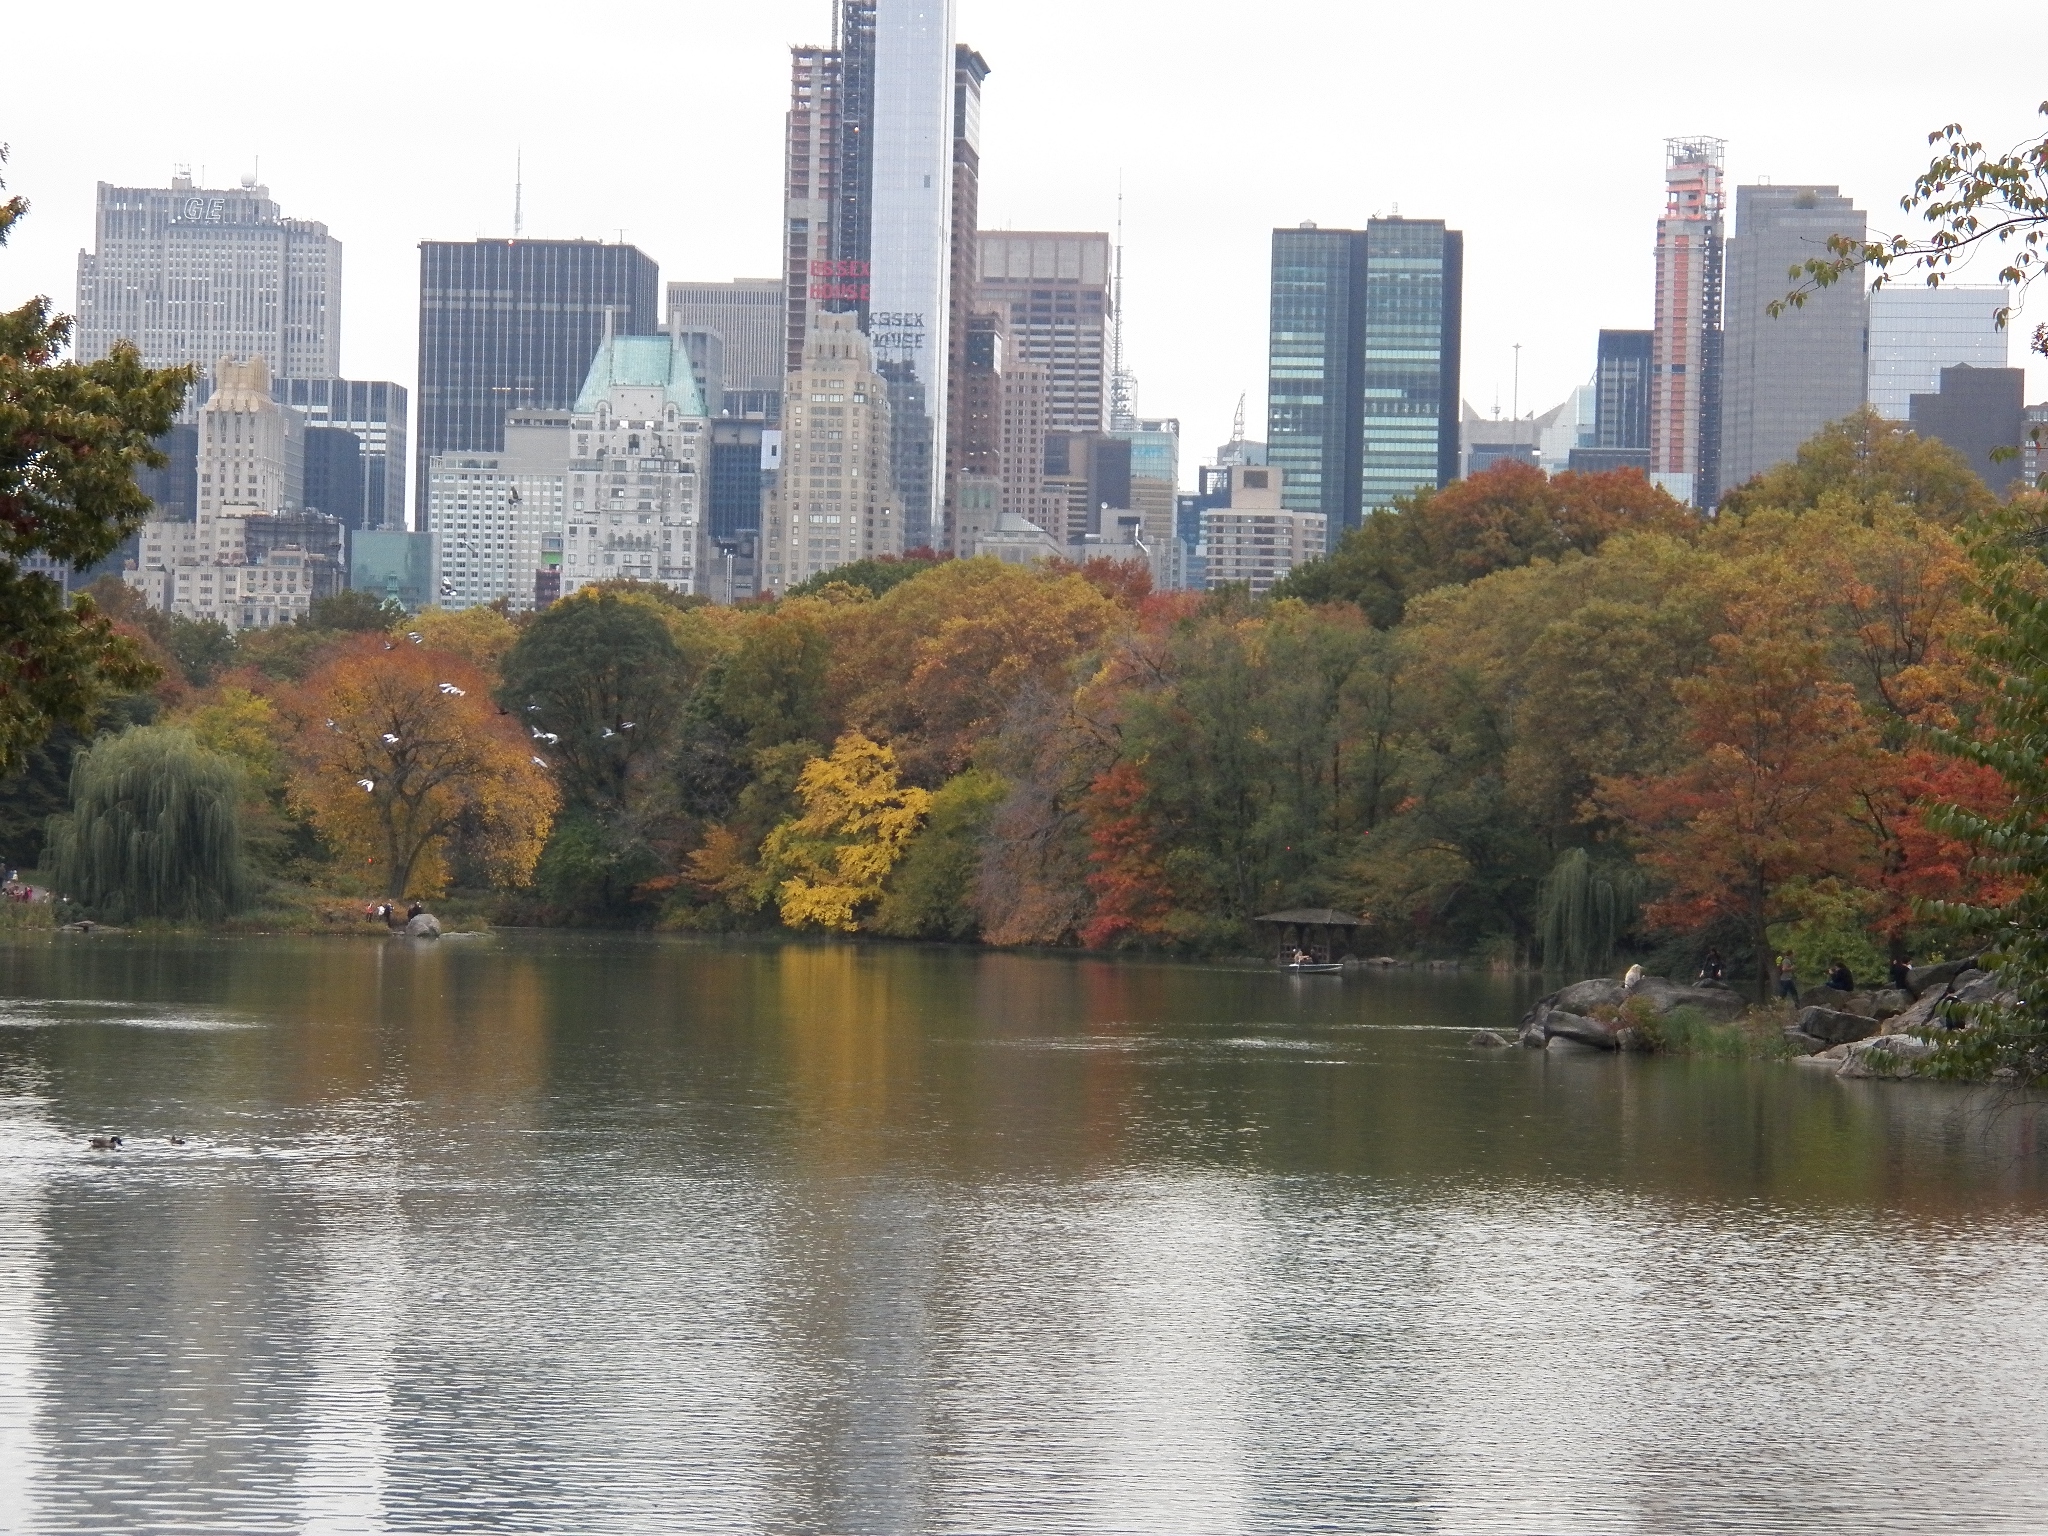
[[0, 934, 2043, 1533]]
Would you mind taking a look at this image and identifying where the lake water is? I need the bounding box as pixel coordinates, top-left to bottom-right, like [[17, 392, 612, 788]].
[[1, 933, 2045, 1534]]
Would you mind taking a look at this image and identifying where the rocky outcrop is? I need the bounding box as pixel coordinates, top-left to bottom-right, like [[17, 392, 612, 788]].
[[1836, 1034, 1939, 1079], [1791, 1006, 1881, 1047], [403, 912, 442, 938], [1469, 1030, 1513, 1048], [1516, 974, 1746, 1050]]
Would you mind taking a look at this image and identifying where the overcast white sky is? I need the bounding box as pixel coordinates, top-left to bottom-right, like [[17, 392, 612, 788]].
[[7, 0, 2045, 489]]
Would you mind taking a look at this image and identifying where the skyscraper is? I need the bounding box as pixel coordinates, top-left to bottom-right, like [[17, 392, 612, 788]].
[[415, 239, 658, 526], [940, 45, 991, 552], [666, 279, 786, 399], [1359, 218, 1462, 514], [766, 313, 901, 592], [1649, 138, 1726, 508], [271, 377, 410, 531], [1867, 285, 2008, 420], [428, 411, 570, 611], [1267, 224, 1365, 536], [1721, 184, 1867, 491], [867, 0, 959, 550], [74, 175, 341, 392], [197, 357, 302, 517], [780, 2, 960, 550], [1592, 329, 1652, 454], [1266, 217, 1462, 539], [976, 232, 1112, 433]]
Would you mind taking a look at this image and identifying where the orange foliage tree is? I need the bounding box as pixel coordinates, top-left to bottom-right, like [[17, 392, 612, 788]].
[[1078, 759, 1174, 949], [1598, 603, 1887, 995], [286, 637, 557, 898]]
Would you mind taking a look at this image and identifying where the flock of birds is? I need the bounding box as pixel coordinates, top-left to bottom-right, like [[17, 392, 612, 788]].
[[87, 1134, 185, 1151], [319, 632, 638, 790]]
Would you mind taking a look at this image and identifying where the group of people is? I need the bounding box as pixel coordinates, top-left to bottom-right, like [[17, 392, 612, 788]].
[[2, 875, 46, 905], [1769, 953, 1915, 999]]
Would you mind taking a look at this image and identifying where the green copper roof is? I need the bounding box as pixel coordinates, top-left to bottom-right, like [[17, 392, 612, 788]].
[[573, 334, 705, 416]]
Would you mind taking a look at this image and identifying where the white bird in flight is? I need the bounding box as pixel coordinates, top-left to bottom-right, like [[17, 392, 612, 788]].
[[356, 779, 376, 792], [381, 733, 400, 745], [530, 755, 549, 768], [438, 683, 465, 696]]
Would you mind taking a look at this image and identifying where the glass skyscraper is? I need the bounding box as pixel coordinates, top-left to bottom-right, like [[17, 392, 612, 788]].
[[1867, 285, 2008, 420], [1267, 217, 1461, 542], [271, 377, 409, 531], [1267, 225, 1365, 536], [1359, 218, 1462, 513], [414, 240, 658, 527]]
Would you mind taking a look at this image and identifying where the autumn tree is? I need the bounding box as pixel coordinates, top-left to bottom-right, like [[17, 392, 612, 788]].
[[758, 732, 930, 932], [1599, 602, 1887, 996], [1271, 462, 1695, 625], [1, 150, 189, 771], [1716, 411, 1994, 525], [288, 638, 556, 898]]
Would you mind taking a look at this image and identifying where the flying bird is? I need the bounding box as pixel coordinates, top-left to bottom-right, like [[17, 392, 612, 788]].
[[356, 779, 376, 792], [530, 755, 550, 768], [526, 703, 542, 712], [382, 641, 395, 650], [406, 632, 424, 644], [620, 722, 636, 731], [381, 733, 400, 745], [324, 718, 339, 731], [601, 727, 616, 739], [438, 683, 466, 696]]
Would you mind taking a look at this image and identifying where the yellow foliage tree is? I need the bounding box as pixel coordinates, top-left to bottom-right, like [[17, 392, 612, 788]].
[[759, 732, 931, 931], [286, 637, 558, 897], [404, 606, 521, 674], [176, 685, 284, 789]]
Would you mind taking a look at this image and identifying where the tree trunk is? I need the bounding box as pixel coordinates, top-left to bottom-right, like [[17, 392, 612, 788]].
[[1750, 878, 1772, 1004]]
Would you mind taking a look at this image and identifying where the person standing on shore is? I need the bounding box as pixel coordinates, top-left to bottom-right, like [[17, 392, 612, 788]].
[[1776, 954, 1799, 1000]]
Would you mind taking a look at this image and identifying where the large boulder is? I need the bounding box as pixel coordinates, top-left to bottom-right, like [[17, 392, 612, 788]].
[[403, 912, 443, 938], [1837, 1034, 1938, 1079], [1544, 1010, 1621, 1050], [1794, 1006, 1880, 1047], [1906, 955, 1980, 998], [1781, 1028, 1830, 1055], [1552, 978, 1626, 1014], [1633, 979, 1748, 1022], [1799, 984, 1873, 1015], [1867, 988, 1912, 1021]]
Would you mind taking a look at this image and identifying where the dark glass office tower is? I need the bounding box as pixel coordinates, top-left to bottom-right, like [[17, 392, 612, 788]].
[[1359, 217, 1461, 513], [1268, 216, 1461, 541], [272, 377, 409, 530], [303, 427, 365, 529], [1593, 329, 1652, 451], [415, 240, 658, 525], [1267, 225, 1365, 537]]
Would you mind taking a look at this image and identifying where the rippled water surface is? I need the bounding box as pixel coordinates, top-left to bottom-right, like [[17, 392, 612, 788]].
[[2, 934, 2046, 1533]]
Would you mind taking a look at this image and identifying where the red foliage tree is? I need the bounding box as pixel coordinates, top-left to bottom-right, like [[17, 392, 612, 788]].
[[1078, 759, 1174, 949]]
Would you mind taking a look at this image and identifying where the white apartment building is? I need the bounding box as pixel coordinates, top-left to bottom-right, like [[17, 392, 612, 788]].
[[561, 333, 710, 599], [766, 314, 901, 593], [75, 175, 340, 398], [126, 508, 336, 630], [1199, 465, 1323, 595], [426, 412, 571, 611], [197, 356, 301, 517]]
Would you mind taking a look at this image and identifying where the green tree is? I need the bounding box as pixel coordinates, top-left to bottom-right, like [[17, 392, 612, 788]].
[[871, 768, 1007, 939], [498, 592, 687, 916], [45, 726, 249, 921], [306, 589, 406, 632], [1, 150, 189, 772], [787, 554, 946, 600], [163, 615, 237, 687], [1717, 411, 1995, 524], [1916, 502, 2048, 1080]]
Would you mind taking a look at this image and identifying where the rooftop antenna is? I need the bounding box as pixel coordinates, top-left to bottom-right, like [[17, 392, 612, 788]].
[[514, 148, 523, 238], [1109, 180, 1135, 431], [1231, 392, 1246, 444], [1512, 342, 1522, 431]]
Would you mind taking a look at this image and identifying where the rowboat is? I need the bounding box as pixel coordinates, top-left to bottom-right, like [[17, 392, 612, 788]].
[[1282, 961, 1344, 975]]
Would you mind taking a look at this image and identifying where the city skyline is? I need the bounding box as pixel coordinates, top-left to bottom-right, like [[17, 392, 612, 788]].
[[8, 0, 2046, 495]]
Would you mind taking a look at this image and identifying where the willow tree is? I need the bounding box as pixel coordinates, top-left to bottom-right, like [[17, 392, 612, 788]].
[[1536, 847, 1644, 978], [46, 726, 249, 921]]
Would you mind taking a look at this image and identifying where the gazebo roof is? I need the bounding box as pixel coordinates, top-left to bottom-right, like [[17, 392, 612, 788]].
[[1252, 907, 1365, 927]]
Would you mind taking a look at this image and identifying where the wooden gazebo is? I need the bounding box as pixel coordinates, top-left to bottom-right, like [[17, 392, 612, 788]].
[[1252, 907, 1367, 964]]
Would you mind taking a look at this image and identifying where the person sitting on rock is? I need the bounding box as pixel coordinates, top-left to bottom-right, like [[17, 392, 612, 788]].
[[1623, 963, 1644, 992], [1826, 958, 1855, 993], [1697, 948, 1725, 982], [1888, 956, 1912, 991]]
